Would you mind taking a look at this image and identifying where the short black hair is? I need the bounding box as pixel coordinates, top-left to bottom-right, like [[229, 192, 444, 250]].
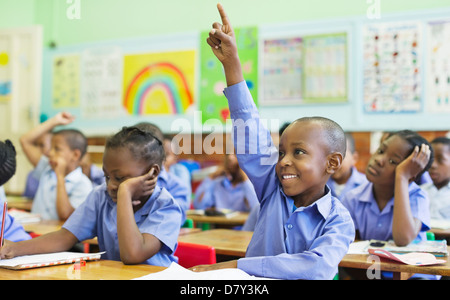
[[106, 126, 165, 167], [389, 130, 434, 178], [0, 140, 17, 186], [291, 116, 347, 157], [53, 129, 88, 159], [431, 137, 450, 148]]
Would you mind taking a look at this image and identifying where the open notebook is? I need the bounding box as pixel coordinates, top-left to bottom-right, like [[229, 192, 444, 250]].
[[0, 252, 105, 270]]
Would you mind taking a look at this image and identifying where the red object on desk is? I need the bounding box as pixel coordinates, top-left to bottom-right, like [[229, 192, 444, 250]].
[[174, 242, 216, 268]]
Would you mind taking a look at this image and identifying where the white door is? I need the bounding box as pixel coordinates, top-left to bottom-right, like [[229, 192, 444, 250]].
[[0, 26, 42, 194]]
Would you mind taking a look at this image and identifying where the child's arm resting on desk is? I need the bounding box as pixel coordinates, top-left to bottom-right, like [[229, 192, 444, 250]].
[[0, 229, 78, 259]]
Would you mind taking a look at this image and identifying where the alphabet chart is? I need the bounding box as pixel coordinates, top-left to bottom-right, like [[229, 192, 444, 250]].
[[363, 21, 422, 113]]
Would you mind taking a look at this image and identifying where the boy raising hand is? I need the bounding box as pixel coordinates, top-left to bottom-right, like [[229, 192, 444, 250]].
[[193, 4, 355, 279]]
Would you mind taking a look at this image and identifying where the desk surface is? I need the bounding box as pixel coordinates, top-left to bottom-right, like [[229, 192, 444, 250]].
[[0, 260, 165, 280], [177, 229, 252, 256], [6, 196, 33, 211], [340, 248, 450, 280], [186, 211, 249, 226]]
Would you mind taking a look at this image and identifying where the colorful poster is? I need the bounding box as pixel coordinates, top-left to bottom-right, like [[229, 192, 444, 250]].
[[123, 50, 195, 115], [52, 54, 80, 109], [427, 20, 450, 113], [363, 21, 422, 113], [199, 27, 258, 123], [302, 33, 347, 103], [0, 51, 11, 102], [80, 47, 123, 119], [261, 37, 303, 105]]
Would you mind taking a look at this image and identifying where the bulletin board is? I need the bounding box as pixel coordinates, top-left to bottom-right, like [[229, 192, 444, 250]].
[[40, 7, 450, 136]]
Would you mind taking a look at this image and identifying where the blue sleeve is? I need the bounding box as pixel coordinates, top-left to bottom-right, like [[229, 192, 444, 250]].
[[223, 82, 279, 201], [237, 205, 355, 280], [62, 189, 99, 242]]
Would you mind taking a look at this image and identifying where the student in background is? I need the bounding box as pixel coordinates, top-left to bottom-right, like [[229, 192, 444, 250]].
[[22, 131, 52, 199], [133, 122, 191, 223], [80, 152, 105, 187], [381, 131, 432, 185], [192, 4, 355, 280], [1, 126, 182, 266], [342, 130, 433, 245], [163, 135, 192, 188], [421, 137, 450, 220], [0, 139, 31, 242], [193, 153, 258, 212], [20, 112, 92, 221], [327, 133, 365, 199]]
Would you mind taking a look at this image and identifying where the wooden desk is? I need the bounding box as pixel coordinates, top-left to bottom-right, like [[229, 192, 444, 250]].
[[177, 229, 252, 257], [186, 211, 249, 227], [339, 249, 450, 280], [6, 196, 33, 211], [431, 228, 450, 240], [0, 260, 165, 280]]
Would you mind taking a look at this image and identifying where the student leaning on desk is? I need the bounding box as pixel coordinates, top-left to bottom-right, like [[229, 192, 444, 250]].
[[1, 126, 182, 266], [191, 4, 355, 280]]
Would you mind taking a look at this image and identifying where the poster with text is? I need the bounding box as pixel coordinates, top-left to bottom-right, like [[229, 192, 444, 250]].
[[363, 21, 422, 113]]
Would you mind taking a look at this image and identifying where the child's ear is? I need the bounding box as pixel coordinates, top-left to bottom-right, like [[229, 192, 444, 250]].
[[73, 149, 82, 162], [326, 152, 343, 174], [148, 164, 161, 179]]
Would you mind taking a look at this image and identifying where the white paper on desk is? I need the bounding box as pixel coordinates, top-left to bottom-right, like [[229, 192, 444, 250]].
[[0, 252, 105, 269], [133, 262, 270, 280], [347, 241, 370, 254]]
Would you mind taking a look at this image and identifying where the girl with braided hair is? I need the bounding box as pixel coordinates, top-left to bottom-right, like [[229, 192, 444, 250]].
[[0, 140, 31, 243]]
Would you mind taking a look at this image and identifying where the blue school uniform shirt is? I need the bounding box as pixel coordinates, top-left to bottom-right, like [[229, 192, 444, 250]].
[[31, 156, 93, 220], [0, 187, 31, 242], [62, 184, 182, 267], [327, 166, 366, 199], [193, 176, 258, 212], [223, 81, 355, 280], [341, 179, 430, 241], [157, 167, 191, 223]]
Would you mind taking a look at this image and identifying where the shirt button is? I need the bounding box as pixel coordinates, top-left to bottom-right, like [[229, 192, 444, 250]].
[[287, 224, 293, 230]]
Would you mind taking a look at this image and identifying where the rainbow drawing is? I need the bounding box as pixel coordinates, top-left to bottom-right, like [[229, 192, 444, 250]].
[[123, 62, 194, 115]]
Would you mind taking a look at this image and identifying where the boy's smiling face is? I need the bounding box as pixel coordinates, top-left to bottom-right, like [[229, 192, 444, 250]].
[[275, 120, 335, 207]]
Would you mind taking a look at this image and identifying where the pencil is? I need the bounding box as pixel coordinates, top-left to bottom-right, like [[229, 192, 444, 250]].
[[0, 202, 6, 247]]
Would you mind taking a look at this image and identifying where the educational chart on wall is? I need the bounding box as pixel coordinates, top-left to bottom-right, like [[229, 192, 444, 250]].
[[52, 54, 80, 109], [260, 32, 347, 106], [199, 27, 258, 124], [80, 47, 123, 119], [363, 21, 422, 113], [261, 37, 303, 105], [427, 19, 450, 113], [302, 33, 347, 102], [123, 50, 195, 115]]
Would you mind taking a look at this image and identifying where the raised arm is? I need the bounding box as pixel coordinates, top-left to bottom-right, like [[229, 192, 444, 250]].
[[207, 3, 244, 87], [20, 112, 75, 167]]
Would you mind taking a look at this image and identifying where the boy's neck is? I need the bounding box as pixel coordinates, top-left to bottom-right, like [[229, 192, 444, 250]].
[[435, 179, 450, 190], [293, 187, 326, 208]]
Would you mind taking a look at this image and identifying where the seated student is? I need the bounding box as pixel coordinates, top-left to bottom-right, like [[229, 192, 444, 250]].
[[193, 153, 258, 212], [163, 135, 192, 189], [342, 130, 433, 243], [20, 112, 93, 221], [22, 131, 52, 199], [1, 126, 182, 266], [192, 4, 355, 280], [327, 133, 365, 199], [133, 122, 191, 223], [80, 153, 105, 187], [421, 137, 450, 220], [0, 140, 31, 242]]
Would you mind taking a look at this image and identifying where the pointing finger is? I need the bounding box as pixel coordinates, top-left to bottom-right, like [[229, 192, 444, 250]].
[[217, 3, 230, 27]]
